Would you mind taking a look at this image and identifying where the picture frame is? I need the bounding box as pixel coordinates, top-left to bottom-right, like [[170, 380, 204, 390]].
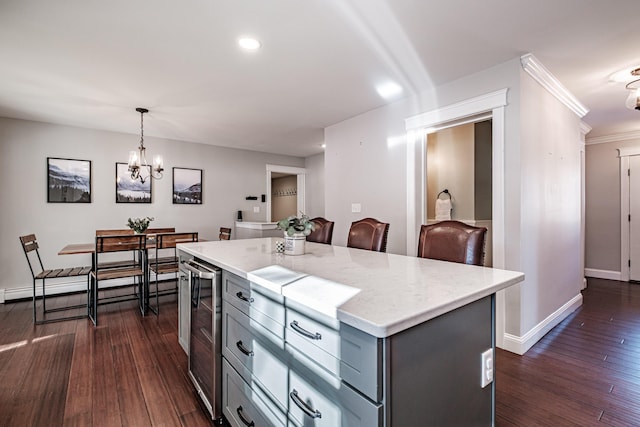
[[173, 167, 202, 204], [116, 162, 152, 203], [47, 157, 92, 203]]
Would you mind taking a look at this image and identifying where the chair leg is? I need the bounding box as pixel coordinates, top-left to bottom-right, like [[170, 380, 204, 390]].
[[32, 278, 37, 324], [42, 278, 46, 313]]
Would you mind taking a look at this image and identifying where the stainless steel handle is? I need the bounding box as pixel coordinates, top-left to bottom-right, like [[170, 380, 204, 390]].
[[290, 389, 322, 419], [236, 291, 254, 303], [236, 340, 254, 357], [290, 320, 322, 340], [236, 406, 255, 427], [182, 260, 217, 279]]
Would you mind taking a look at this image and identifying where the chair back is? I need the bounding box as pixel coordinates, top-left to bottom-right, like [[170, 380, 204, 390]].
[[417, 220, 487, 266], [96, 229, 134, 236], [146, 227, 176, 234], [306, 217, 334, 244], [156, 232, 198, 249], [19, 234, 45, 278], [95, 234, 146, 254], [219, 227, 231, 240], [347, 218, 390, 252]]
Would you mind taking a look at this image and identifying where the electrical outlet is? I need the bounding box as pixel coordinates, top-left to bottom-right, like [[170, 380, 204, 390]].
[[253, 206, 260, 213], [481, 348, 493, 388]]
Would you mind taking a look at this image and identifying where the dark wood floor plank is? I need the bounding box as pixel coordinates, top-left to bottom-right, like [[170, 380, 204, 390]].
[[496, 278, 640, 426]]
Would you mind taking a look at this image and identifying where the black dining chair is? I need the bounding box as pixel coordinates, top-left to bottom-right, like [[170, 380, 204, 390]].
[[89, 234, 147, 326], [19, 234, 92, 324]]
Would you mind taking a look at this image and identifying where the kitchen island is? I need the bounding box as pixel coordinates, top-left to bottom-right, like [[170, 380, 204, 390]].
[[178, 237, 524, 426]]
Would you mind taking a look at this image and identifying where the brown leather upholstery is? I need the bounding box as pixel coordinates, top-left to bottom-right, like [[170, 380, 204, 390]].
[[417, 220, 487, 266], [219, 227, 231, 240], [306, 217, 334, 244], [347, 217, 390, 252]]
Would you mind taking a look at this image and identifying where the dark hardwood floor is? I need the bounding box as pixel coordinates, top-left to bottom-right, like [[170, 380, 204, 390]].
[[0, 286, 212, 426], [2, 278, 640, 426], [496, 278, 640, 426]]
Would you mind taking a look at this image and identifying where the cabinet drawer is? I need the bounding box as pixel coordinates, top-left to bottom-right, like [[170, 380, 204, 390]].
[[285, 307, 341, 377], [223, 301, 289, 410], [223, 271, 286, 327], [340, 323, 382, 403], [287, 368, 382, 427], [222, 359, 286, 427]]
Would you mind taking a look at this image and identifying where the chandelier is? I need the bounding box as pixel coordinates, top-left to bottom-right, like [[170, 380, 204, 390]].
[[128, 107, 163, 183], [625, 68, 640, 111]]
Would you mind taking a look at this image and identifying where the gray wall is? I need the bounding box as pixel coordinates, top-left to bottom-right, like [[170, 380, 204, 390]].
[[585, 137, 640, 274], [0, 117, 309, 299], [304, 153, 325, 218]]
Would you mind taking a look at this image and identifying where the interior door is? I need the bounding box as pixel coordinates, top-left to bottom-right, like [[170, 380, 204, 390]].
[[629, 156, 640, 281]]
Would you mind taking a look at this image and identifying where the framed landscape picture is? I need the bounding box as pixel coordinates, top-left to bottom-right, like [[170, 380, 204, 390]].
[[173, 167, 202, 204], [116, 162, 152, 203], [47, 157, 91, 203]]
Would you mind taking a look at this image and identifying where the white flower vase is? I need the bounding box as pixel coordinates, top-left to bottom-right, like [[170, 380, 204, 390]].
[[284, 232, 305, 255]]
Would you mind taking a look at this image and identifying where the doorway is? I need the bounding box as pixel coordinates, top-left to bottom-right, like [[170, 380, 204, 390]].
[[426, 120, 493, 266], [265, 164, 306, 222]]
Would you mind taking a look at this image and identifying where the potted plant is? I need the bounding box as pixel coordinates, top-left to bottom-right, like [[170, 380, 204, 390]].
[[127, 216, 154, 234], [276, 213, 315, 255]]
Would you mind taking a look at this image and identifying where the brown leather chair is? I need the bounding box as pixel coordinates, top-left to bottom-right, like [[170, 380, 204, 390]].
[[417, 220, 487, 266], [306, 217, 334, 244], [347, 218, 390, 252], [219, 227, 231, 240]]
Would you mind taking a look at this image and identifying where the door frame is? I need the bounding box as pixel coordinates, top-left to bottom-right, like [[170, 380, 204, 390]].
[[617, 147, 640, 281], [266, 164, 306, 222], [404, 88, 508, 346]]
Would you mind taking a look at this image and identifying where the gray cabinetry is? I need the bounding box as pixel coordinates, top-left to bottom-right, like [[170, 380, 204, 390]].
[[220, 270, 495, 426], [177, 253, 190, 354]]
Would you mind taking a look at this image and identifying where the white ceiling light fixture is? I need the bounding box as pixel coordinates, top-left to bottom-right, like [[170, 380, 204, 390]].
[[238, 37, 261, 51], [376, 81, 403, 100], [625, 68, 640, 111], [127, 107, 164, 183]]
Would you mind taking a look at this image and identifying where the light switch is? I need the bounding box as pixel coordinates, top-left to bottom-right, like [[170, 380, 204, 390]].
[[351, 203, 361, 213], [253, 206, 260, 213]]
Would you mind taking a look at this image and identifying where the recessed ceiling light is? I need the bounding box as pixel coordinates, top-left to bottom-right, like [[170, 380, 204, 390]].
[[238, 37, 261, 50], [376, 82, 403, 99]]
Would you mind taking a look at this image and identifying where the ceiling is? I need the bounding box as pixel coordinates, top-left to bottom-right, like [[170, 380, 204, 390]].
[[1, 0, 639, 157]]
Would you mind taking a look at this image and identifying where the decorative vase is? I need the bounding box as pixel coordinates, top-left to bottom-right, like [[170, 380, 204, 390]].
[[284, 233, 305, 255]]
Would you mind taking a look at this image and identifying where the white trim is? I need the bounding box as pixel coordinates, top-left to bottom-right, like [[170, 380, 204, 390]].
[[266, 164, 307, 222], [587, 131, 640, 145], [584, 268, 622, 281], [618, 146, 640, 158], [520, 53, 588, 118], [0, 288, 5, 303], [404, 89, 508, 131], [619, 152, 631, 281], [500, 293, 583, 355]]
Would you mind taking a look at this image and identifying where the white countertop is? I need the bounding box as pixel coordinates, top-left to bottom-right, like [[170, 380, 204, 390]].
[[179, 238, 524, 338]]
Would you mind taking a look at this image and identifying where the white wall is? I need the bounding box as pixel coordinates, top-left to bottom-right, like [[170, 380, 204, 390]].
[[304, 153, 325, 218], [0, 117, 307, 299], [514, 70, 584, 339], [324, 56, 584, 354]]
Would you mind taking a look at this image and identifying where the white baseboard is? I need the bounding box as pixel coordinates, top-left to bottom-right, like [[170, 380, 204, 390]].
[[1, 273, 176, 302], [584, 268, 621, 281], [499, 292, 583, 355]]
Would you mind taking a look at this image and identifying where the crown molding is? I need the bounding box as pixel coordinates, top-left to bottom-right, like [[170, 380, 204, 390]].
[[586, 130, 640, 145], [521, 53, 589, 118]]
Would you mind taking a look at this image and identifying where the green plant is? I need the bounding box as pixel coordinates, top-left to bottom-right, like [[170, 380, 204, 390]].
[[127, 216, 154, 233], [276, 213, 315, 237]]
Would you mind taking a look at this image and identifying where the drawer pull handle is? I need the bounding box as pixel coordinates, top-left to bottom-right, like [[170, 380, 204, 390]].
[[290, 389, 322, 419], [236, 340, 254, 357], [236, 291, 254, 303], [290, 320, 322, 340], [236, 405, 255, 427]]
